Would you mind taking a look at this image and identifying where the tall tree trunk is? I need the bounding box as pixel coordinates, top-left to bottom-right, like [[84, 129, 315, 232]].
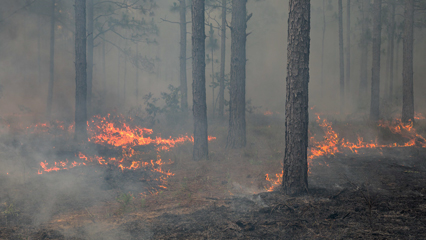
[[402, 0, 414, 123], [74, 0, 88, 142], [388, 1, 395, 100], [192, 0, 208, 161], [218, 0, 226, 118], [179, 0, 188, 111], [282, 0, 310, 196], [136, 42, 139, 102], [117, 51, 120, 101], [102, 34, 106, 95], [124, 39, 128, 105], [87, 0, 94, 114], [346, 0, 351, 97], [38, 14, 42, 84], [395, 38, 400, 97], [320, 0, 326, 96], [385, 26, 391, 99], [211, 28, 215, 118], [358, 0, 369, 106], [227, 0, 247, 149], [370, 0, 382, 121], [338, 0, 345, 115], [46, 0, 55, 119]]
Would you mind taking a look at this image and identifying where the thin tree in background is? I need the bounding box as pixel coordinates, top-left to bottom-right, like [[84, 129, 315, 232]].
[[388, 1, 395, 100], [402, 0, 414, 123], [218, 0, 227, 118], [102, 35, 106, 95], [358, 0, 369, 106], [338, 0, 345, 115], [207, 24, 219, 117], [179, 0, 188, 111], [46, 0, 55, 119], [346, 0, 351, 97], [38, 14, 42, 84], [283, 0, 310, 195], [227, 0, 248, 149], [370, 0, 382, 121], [320, 0, 326, 96], [192, 0, 208, 161], [135, 42, 139, 101], [87, 0, 94, 114], [74, 0, 88, 142]]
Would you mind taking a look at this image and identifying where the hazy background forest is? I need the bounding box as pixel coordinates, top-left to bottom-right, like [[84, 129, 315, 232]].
[[1, 0, 425, 120], [2, 0, 426, 239]]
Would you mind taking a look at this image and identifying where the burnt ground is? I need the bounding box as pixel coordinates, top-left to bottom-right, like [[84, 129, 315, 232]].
[[0, 114, 426, 239]]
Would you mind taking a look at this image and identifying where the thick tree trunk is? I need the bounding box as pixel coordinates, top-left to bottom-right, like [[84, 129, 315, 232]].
[[338, 0, 345, 115], [46, 0, 55, 119], [87, 0, 94, 114], [74, 0, 88, 142], [218, 0, 226, 118], [179, 0, 188, 111], [282, 0, 310, 196], [192, 0, 208, 161], [402, 0, 414, 123], [346, 0, 351, 97], [388, 2, 395, 100], [370, 0, 381, 121], [227, 0, 247, 149], [320, 0, 325, 96]]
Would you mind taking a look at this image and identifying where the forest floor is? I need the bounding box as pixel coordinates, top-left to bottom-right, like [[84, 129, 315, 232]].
[[0, 112, 426, 239]]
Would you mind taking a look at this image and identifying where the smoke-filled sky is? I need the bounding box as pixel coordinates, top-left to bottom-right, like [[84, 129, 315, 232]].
[[0, 0, 426, 120]]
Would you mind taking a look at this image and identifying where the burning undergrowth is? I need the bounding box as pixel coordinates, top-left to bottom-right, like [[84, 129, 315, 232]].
[[265, 112, 426, 191], [6, 113, 215, 196]]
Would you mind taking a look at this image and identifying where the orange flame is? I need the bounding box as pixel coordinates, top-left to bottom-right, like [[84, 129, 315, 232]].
[[36, 114, 216, 192], [265, 113, 426, 191]]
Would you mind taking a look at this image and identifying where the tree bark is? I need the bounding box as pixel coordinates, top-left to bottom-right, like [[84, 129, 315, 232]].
[[46, 0, 55, 119], [179, 0, 188, 111], [346, 0, 351, 97], [402, 0, 414, 123], [192, 0, 208, 161], [358, 0, 369, 106], [87, 0, 94, 114], [338, 0, 345, 115], [74, 0, 88, 142], [227, 0, 247, 149], [218, 0, 226, 118], [388, 2, 395, 100], [370, 0, 381, 121], [282, 0, 310, 196]]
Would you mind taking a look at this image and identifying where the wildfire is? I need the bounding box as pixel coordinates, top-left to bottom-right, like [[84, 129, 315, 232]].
[[34, 114, 216, 193], [415, 112, 425, 120], [265, 113, 426, 191]]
